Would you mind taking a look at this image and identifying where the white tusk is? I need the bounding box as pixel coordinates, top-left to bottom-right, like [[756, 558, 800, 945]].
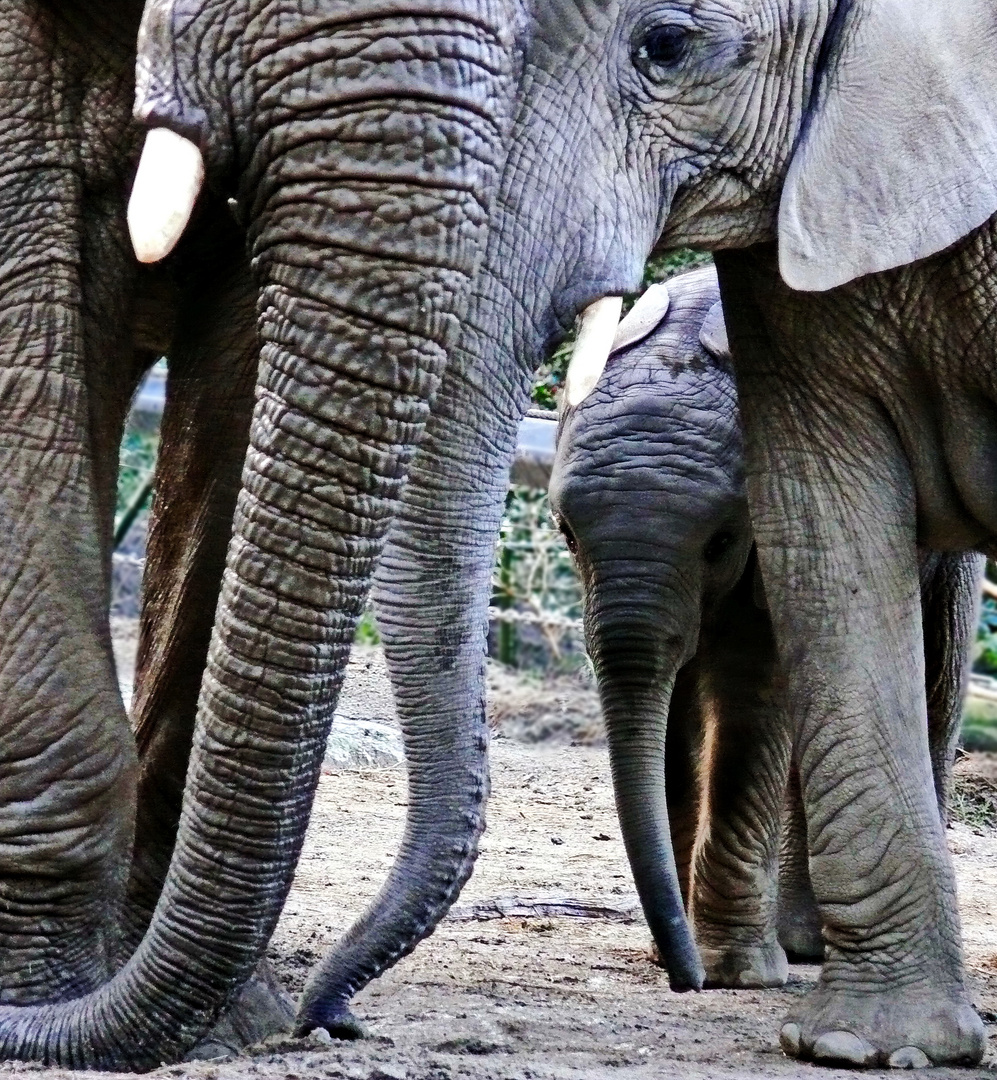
[[610, 282, 670, 356], [127, 128, 205, 264], [563, 296, 624, 407]]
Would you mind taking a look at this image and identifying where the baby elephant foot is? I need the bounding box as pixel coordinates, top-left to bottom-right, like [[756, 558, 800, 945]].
[[777, 918, 824, 963], [780, 986, 984, 1068], [701, 941, 788, 989], [777, 891, 824, 962]]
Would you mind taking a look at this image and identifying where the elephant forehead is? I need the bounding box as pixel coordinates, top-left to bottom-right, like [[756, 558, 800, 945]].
[[577, 362, 740, 435], [555, 401, 744, 493]]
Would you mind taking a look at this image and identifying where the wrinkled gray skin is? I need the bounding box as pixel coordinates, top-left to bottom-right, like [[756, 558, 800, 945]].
[[376, 0, 997, 1067], [548, 264, 982, 991], [0, 0, 512, 1068], [0, 2, 300, 1059]]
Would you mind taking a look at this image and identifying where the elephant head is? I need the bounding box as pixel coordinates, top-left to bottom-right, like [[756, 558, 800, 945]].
[[0, 0, 514, 1067]]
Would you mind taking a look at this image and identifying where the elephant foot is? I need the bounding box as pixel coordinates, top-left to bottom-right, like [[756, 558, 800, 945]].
[[778, 890, 824, 963], [295, 1004, 370, 1041], [185, 959, 296, 1060], [779, 985, 984, 1068], [777, 916, 824, 963], [700, 941, 788, 989]]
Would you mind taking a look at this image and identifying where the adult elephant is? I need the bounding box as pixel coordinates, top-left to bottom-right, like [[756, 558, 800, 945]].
[[368, 0, 997, 1068], [0, 0, 512, 1068]]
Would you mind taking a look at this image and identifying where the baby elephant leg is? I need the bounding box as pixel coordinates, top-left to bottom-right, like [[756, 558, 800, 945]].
[[665, 659, 706, 909], [776, 766, 823, 962], [691, 563, 794, 988], [920, 550, 983, 818]]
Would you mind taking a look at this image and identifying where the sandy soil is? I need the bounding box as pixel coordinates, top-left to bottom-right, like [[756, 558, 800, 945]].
[[6, 633, 997, 1079]]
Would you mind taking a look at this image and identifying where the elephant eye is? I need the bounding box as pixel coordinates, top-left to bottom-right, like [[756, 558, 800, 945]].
[[558, 520, 579, 555], [703, 529, 735, 564], [633, 23, 690, 72]]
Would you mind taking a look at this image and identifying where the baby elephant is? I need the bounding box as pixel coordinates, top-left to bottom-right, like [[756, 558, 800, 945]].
[[548, 265, 981, 990]]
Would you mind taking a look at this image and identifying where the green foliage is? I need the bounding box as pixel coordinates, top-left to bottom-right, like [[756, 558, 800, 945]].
[[490, 485, 583, 669], [642, 248, 713, 285], [117, 428, 159, 518], [355, 608, 382, 646], [115, 426, 159, 549], [973, 565, 997, 676], [531, 248, 713, 407]]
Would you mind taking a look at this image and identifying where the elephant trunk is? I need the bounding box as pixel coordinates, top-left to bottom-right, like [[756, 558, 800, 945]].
[[296, 304, 526, 1031], [590, 615, 705, 992], [0, 14, 510, 1066]]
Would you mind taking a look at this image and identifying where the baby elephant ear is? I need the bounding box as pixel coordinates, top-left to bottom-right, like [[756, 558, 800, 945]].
[[779, 0, 997, 292], [699, 302, 730, 362], [610, 282, 671, 355]]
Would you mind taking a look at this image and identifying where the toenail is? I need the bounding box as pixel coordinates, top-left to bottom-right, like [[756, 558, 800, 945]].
[[780, 1023, 801, 1056], [812, 1031, 877, 1066], [888, 1046, 930, 1069]]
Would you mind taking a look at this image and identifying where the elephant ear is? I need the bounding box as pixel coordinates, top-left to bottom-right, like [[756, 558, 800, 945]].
[[699, 301, 730, 363], [778, 0, 997, 292], [610, 282, 670, 355]]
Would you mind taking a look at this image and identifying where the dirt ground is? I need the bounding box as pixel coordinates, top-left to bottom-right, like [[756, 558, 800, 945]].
[[6, 630, 997, 1079]]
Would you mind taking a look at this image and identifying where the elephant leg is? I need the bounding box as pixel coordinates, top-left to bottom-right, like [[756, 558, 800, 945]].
[[757, 430, 981, 1065], [919, 550, 983, 820], [690, 559, 792, 989], [665, 659, 704, 910], [0, 3, 150, 1002], [774, 550, 982, 963], [776, 764, 823, 962], [718, 263, 983, 1066], [124, 208, 294, 1046]]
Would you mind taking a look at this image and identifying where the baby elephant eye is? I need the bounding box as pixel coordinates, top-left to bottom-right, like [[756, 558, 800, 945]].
[[634, 23, 690, 70], [703, 529, 735, 564], [559, 522, 579, 555]]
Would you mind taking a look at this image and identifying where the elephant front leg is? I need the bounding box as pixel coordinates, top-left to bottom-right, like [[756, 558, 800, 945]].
[[690, 560, 793, 989], [742, 392, 982, 1067]]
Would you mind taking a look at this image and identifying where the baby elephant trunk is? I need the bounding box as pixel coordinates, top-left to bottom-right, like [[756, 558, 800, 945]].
[[589, 614, 704, 991]]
